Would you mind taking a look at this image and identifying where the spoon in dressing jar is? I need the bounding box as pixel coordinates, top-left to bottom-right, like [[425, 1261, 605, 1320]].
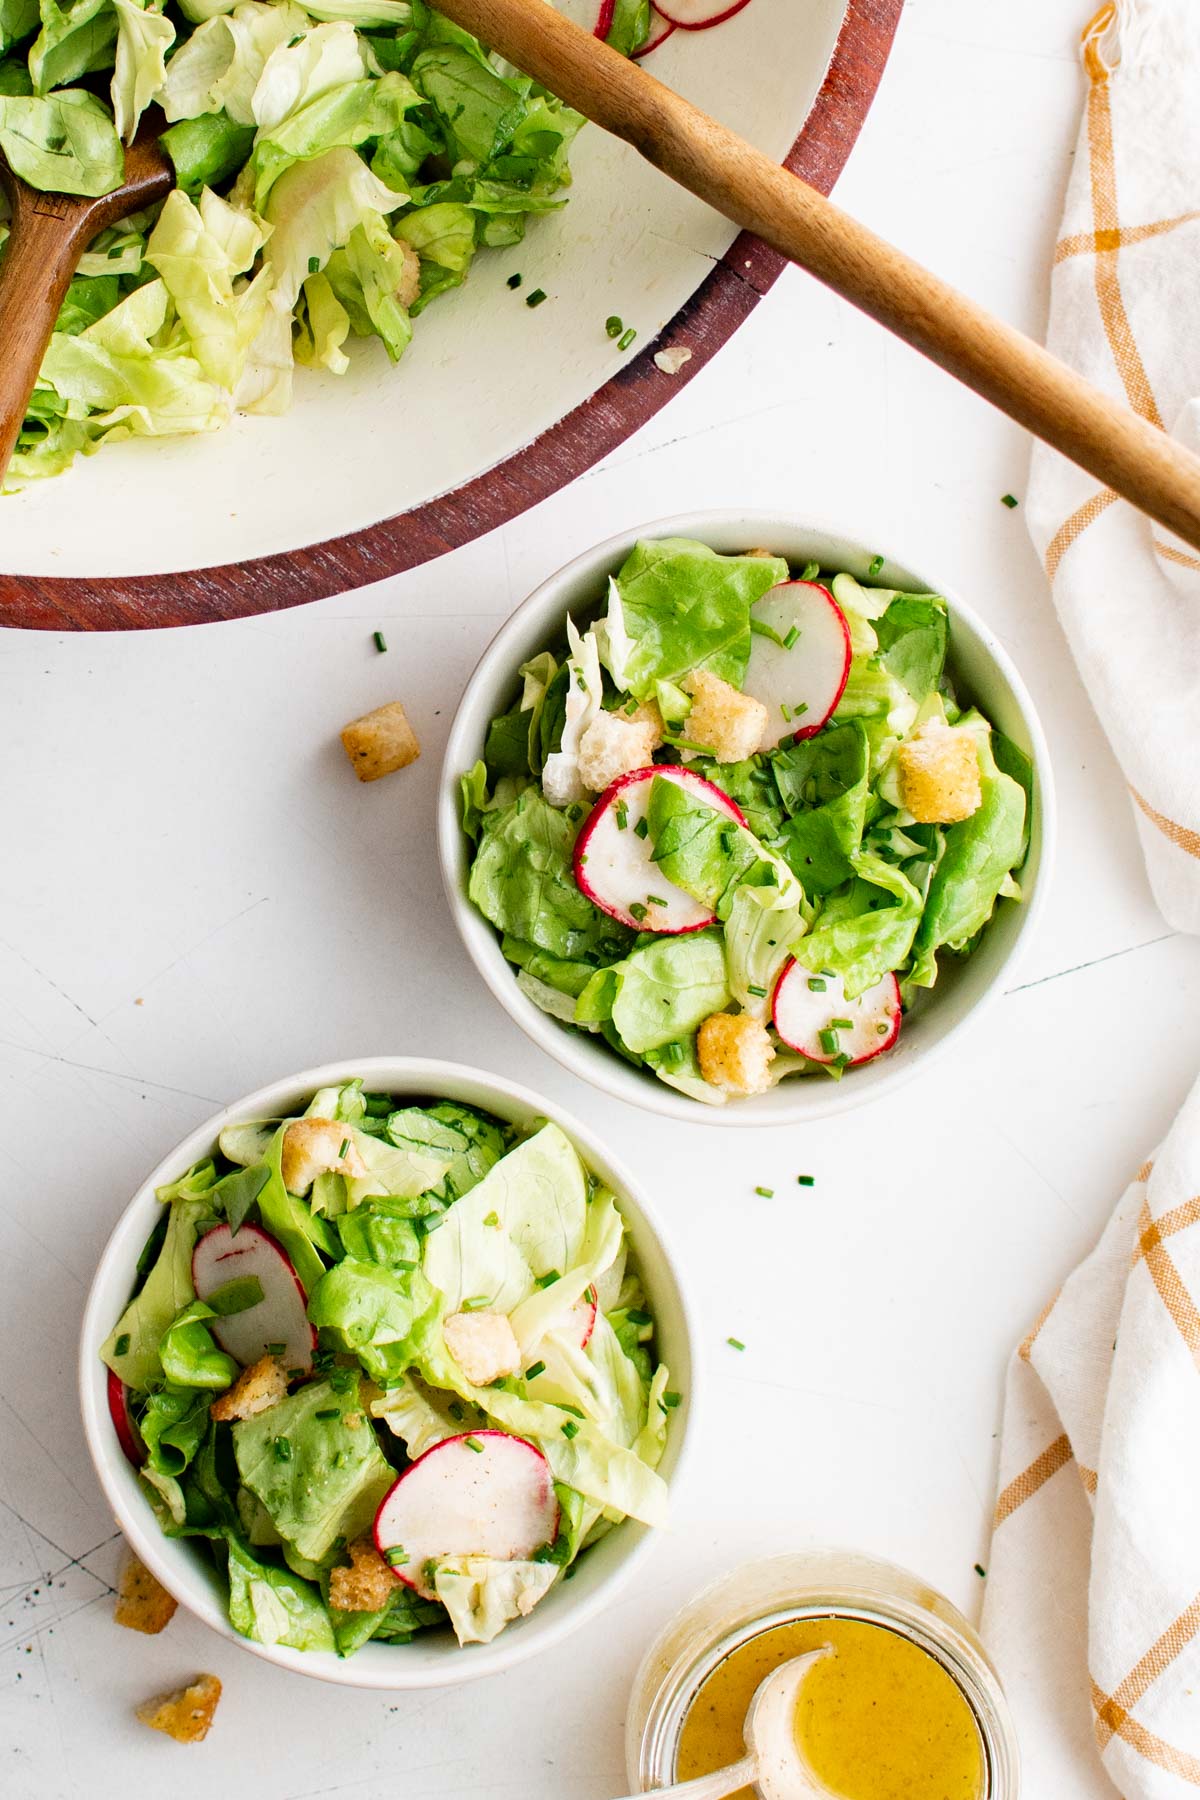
[[614, 1647, 837, 1800]]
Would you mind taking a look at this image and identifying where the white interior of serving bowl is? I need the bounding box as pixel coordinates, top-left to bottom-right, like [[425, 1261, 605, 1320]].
[[79, 1057, 694, 1689], [439, 511, 1056, 1127], [7, 0, 847, 579]]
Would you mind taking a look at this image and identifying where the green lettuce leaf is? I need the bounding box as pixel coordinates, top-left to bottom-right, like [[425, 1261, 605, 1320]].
[[29, 0, 115, 94], [615, 539, 789, 699], [306, 1257, 440, 1382], [773, 721, 871, 893], [0, 87, 121, 194], [159, 1298, 239, 1388], [468, 786, 632, 964], [101, 1189, 213, 1390], [226, 1534, 336, 1650], [578, 931, 729, 1056], [110, 0, 173, 142]]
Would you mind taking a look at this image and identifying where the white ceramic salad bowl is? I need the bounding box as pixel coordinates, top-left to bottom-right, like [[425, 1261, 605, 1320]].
[[79, 1056, 695, 1690], [439, 510, 1056, 1127]]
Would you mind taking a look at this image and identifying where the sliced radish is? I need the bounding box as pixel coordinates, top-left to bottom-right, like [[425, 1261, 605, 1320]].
[[654, 0, 752, 26], [633, 3, 676, 53], [192, 1223, 315, 1376], [772, 960, 901, 1065], [569, 1285, 598, 1348], [374, 1432, 558, 1599], [593, 0, 614, 33], [743, 581, 852, 751], [108, 1369, 145, 1468], [574, 765, 747, 934]]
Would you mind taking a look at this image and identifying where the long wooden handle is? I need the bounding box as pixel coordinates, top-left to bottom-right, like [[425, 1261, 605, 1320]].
[[0, 186, 95, 483], [437, 0, 1200, 551]]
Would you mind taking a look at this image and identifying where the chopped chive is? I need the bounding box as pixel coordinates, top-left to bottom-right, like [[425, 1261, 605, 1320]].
[[307, 255, 320, 274], [615, 800, 629, 831], [536, 1270, 561, 1289], [624, 697, 638, 714], [617, 326, 636, 350], [273, 1436, 292, 1462], [315, 1408, 340, 1419], [627, 1308, 651, 1326], [464, 1435, 484, 1453], [791, 701, 808, 716], [507, 272, 523, 288], [747, 984, 767, 998], [663, 1391, 682, 1408], [1001, 493, 1018, 509], [525, 1361, 546, 1381], [483, 1211, 500, 1228], [727, 1336, 745, 1352], [780, 702, 791, 721], [754, 1185, 774, 1198], [829, 1017, 853, 1030], [801, 561, 820, 581], [797, 1174, 814, 1186], [807, 977, 827, 992], [783, 625, 800, 649], [876, 1022, 890, 1035], [751, 619, 787, 649], [384, 1545, 407, 1565], [373, 630, 387, 654], [974, 1563, 987, 1577], [563, 1563, 578, 1580], [114, 1333, 130, 1357], [634, 817, 649, 840], [629, 902, 648, 921], [561, 1420, 579, 1439], [819, 1028, 840, 1055], [448, 1402, 464, 1422], [339, 1138, 350, 1157], [605, 313, 623, 338], [868, 554, 884, 576], [663, 1041, 685, 1066], [646, 895, 668, 907], [461, 1295, 490, 1311], [288, 1367, 304, 1380], [526, 287, 547, 308], [558, 1403, 585, 1418]]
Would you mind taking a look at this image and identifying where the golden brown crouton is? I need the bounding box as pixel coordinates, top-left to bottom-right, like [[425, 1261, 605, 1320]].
[[340, 702, 420, 783], [897, 720, 982, 824], [697, 1012, 775, 1097], [682, 669, 768, 765], [210, 1354, 288, 1423], [395, 239, 421, 310], [578, 711, 658, 793], [744, 546, 778, 559], [329, 1536, 399, 1613], [280, 1117, 367, 1195], [114, 1554, 178, 1635], [443, 1309, 521, 1387], [136, 1673, 222, 1744]]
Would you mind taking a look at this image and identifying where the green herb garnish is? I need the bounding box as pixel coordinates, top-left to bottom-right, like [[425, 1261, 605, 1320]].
[[114, 1333, 130, 1357], [373, 630, 387, 653], [526, 287, 547, 307], [464, 1436, 484, 1453]]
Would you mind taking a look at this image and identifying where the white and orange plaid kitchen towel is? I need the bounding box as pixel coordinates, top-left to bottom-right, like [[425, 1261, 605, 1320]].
[[984, 6, 1200, 1795], [1025, 0, 1200, 932]]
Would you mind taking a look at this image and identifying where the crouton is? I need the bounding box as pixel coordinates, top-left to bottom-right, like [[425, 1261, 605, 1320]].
[[114, 1553, 177, 1635], [443, 1309, 522, 1387], [280, 1117, 367, 1195], [578, 711, 658, 793], [340, 701, 420, 783], [697, 1012, 775, 1097], [136, 1673, 222, 1744], [329, 1536, 400, 1613], [897, 719, 982, 823], [210, 1354, 288, 1423], [744, 546, 778, 559], [395, 239, 421, 310], [682, 669, 768, 764]]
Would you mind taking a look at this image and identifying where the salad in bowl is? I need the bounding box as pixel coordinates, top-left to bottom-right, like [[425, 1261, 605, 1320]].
[[451, 528, 1042, 1114], [87, 1063, 683, 1677]]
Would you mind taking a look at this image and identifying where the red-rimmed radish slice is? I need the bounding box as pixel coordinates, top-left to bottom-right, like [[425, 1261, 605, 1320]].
[[574, 765, 747, 934], [192, 1223, 315, 1376], [569, 1285, 598, 1348], [593, 0, 615, 34], [374, 1432, 558, 1599], [108, 1369, 145, 1468], [743, 581, 852, 751], [654, 0, 752, 26], [772, 960, 901, 1065], [633, 3, 676, 53]]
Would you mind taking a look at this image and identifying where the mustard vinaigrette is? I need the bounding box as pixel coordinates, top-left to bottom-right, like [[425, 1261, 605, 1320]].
[[676, 1616, 984, 1800]]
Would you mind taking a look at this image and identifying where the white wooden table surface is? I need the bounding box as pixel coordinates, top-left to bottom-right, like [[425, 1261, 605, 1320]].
[[4, 2, 1199, 1794]]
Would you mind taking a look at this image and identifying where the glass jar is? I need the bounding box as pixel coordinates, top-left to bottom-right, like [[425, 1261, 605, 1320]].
[[626, 1550, 1019, 1797]]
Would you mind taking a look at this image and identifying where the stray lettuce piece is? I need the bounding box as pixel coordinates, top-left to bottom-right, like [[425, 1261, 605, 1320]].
[[101, 1191, 213, 1391], [615, 539, 789, 699], [233, 1375, 394, 1561], [226, 1534, 336, 1651], [468, 787, 632, 964], [0, 87, 122, 195], [159, 1299, 239, 1389]]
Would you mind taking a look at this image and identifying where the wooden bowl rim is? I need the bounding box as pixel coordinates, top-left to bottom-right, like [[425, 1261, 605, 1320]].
[[0, 0, 904, 632]]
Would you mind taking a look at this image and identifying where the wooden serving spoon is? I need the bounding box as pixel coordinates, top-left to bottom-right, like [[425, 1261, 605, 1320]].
[[433, 0, 1200, 553], [0, 128, 173, 483]]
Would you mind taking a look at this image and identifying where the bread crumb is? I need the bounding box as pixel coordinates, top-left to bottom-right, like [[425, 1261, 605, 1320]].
[[444, 1309, 521, 1386], [653, 346, 692, 376], [340, 702, 420, 782], [281, 1117, 367, 1195], [329, 1537, 399, 1613], [682, 669, 767, 764], [898, 720, 982, 823], [114, 1554, 177, 1635], [136, 1673, 221, 1743], [578, 711, 657, 792], [211, 1354, 288, 1423], [697, 1012, 775, 1096]]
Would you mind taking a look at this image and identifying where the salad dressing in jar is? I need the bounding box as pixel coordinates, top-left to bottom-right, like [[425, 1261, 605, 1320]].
[[627, 1553, 1017, 1800]]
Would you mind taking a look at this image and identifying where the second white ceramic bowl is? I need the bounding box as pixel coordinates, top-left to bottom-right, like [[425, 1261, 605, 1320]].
[[439, 511, 1055, 1127], [79, 1057, 695, 1689]]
